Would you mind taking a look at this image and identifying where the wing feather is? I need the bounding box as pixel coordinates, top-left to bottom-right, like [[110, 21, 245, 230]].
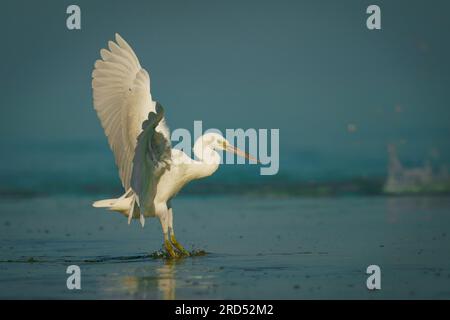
[[131, 103, 171, 215], [92, 33, 169, 191]]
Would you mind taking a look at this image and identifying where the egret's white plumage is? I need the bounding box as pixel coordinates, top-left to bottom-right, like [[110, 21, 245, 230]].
[[92, 34, 169, 192], [92, 34, 257, 257]]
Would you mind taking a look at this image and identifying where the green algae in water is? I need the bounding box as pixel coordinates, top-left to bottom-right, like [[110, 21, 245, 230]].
[[149, 249, 207, 259], [27, 257, 38, 263], [190, 249, 207, 257], [1, 257, 40, 263]]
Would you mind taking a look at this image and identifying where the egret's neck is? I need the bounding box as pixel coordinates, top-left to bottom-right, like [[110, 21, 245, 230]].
[[192, 136, 220, 178]]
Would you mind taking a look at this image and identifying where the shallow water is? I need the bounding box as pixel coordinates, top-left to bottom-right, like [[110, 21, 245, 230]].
[[0, 195, 449, 299]]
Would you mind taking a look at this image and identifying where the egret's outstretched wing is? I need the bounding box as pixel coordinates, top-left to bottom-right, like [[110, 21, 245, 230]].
[[131, 103, 171, 215], [92, 33, 169, 191]]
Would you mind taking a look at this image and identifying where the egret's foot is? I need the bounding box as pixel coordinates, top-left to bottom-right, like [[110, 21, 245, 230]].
[[170, 234, 190, 256], [164, 239, 178, 258]]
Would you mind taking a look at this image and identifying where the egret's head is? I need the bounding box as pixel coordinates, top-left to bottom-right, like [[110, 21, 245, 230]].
[[201, 132, 258, 163]]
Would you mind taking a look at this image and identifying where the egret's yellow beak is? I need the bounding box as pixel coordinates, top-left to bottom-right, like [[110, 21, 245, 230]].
[[224, 143, 260, 163]]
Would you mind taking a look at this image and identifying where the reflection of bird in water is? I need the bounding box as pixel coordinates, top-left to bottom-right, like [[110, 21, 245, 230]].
[[120, 260, 177, 300], [91, 34, 258, 257], [156, 260, 177, 300]]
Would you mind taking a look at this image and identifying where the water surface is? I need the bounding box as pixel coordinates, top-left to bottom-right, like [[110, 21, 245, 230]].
[[0, 195, 449, 299]]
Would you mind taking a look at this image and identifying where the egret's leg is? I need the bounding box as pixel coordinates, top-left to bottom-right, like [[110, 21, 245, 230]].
[[159, 213, 178, 258], [168, 208, 190, 256]]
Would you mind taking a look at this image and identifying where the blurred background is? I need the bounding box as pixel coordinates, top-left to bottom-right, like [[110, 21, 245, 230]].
[[1, 0, 449, 198]]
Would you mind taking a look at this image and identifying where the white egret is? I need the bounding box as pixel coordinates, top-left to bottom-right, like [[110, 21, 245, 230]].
[[91, 34, 257, 257]]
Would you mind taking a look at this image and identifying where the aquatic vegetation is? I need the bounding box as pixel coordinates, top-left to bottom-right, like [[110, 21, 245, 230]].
[[149, 248, 207, 260], [0, 257, 40, 263]]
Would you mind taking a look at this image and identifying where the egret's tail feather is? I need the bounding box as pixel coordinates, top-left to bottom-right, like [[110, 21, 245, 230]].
[[92, 198, 118, 208], [92, 192, 143, 226], [92, 194, 134, 218]]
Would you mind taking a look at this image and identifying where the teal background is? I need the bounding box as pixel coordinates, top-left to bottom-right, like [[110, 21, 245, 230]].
[[0, 0, 449, 193]]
